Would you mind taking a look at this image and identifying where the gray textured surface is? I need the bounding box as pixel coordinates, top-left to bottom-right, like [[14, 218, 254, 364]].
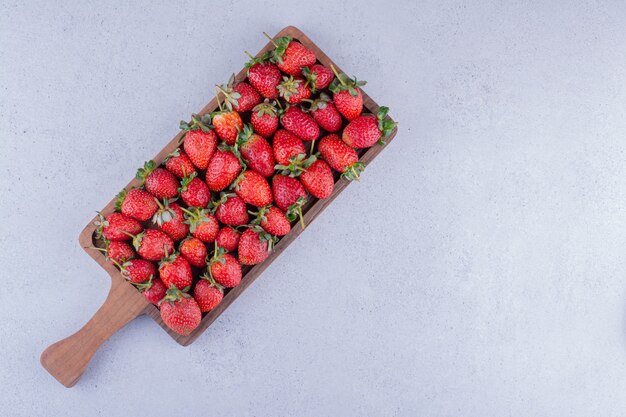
[[1, 0, 626, 415]]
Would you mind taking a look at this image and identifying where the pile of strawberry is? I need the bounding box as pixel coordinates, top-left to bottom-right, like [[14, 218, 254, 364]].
[[92, 33, 396, 336]]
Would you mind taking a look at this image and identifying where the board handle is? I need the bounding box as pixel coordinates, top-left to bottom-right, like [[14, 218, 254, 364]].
[[40, 277, 148, 387]]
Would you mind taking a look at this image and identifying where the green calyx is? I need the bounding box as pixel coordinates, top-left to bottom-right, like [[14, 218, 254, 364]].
[[159, 284, 191, 306], [178, 171, 197, 194], [329, 64, 366, 97], [181, 206, 210, 232], [115, 189, 127, 212], [179, 113, 213, 136], [215, 74, 242, 111], [152, 198, 176, 226], [341, 162, 366, 182], [285, 196, 307, 230], [236, 123, 255, 146], [305, 92, 330, 112], [135, 160, 157, 183], [208, 243, 228, 266], [245, 51, 272, 69], [164, 148, 181, 163], [249, 205, 271, 226], [277, 76, 302, 101], [274, 153, 317, 177], [252, 99, 278, 118], [263, 32, 292, 64], [376, 106, 398, 142], [93, 211, 109, 239], [251, 225, 278, 252], [199, 271, 224, 291], [301, 66, 318, 91], [133, 274, 156, 291]]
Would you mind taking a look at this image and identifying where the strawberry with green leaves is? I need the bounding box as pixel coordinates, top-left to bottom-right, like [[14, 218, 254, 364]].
[[245, 51, 281, 100], [136, 160, 179, 199], [302, 64, 334, 92], [212, 193, 248, 226], [205, 147, 243, 192], [159, 286, 202, 336], [342, 106, 397, 148], [236, 124, 275, 177], [277, 76, 311, 104], [116, 188, 159, 222], [164, 148, 196, 179], [264, 33, 316, 77], [136, 276, 167, 305], [304, 93, 342, 133], [152, 200, 189, 241], [179, 236, 208, 268], [216, 74, 261, 112], [180, 114, 217, 170], [272, 129, 306, 166], [329, 65, 366, 121], [116, 258, 156, 284], [124, 228, 174, 261], [232, 170, 273, 207], [94, 212, 143, 242], [238, 227, 277, 265], [208, 245, 242, 288], [300, 159, 334, 199], [211, 93, 244, 145], [181, 207, 219, 243], [271, 175, 307, 229], [179, 172, 211, 208], [159, 251, 193, 290], [91, 240, 135, 264], [216, 227, 240, 252], [280, 106, 319, 142], [251, 205, 291, 236], [318, 134, 365, 181], [251, 100, 279, 138], [194, 274, 224, 312]]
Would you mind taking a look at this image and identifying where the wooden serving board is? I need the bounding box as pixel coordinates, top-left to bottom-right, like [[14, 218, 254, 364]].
[[40, 26, 398, 387]]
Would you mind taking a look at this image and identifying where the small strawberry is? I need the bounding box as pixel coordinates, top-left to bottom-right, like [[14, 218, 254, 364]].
[[216, 227, 240, 252], [238, 227, 276, 265], [232, 170, 273, 207], [236, 124, 275, 177], [94, 212, 143, 242], [272, 129, 306, 166], [159, 285, 202, 336], [264, 33, 316, 77], [212, 193, 248, 226], [277, 76, 311, 104], [251, 100, 279, 138], [272, 174, 306, 211], [126, 229, 175, 262], [179, 236, 208, 268], [136, 277, 167, 305], [245, 51, 281, 99], [91, 240, 136, 264], [216, 74, 261, 112], [159, 252, 193, 290], [211, 108, 243, 145], [117, 258, 156, 284], [208, 245, 242, 288], [342, 106, 397, 148], [136, 160, 179, 199], [194, 274, 224, 312], [318, 134, 365, 181], [116, 188, 159, 222], [205, 148, 243, 192], [152, 200, 189, 241], [329, 65, 367, 121], [300, 159, 334, 199], [304, 93, 342, 133], [180, 114, 217, 170], [280, 106, 320, 142], [302, 64, 334, 92], [251, 205, 291, 236], [164, 148, 196, 179], [181, 207, 219, 243], [179, 172, 211, 208]]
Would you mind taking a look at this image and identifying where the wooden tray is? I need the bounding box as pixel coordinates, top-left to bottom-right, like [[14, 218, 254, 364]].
[[40, 26, 398, 387]]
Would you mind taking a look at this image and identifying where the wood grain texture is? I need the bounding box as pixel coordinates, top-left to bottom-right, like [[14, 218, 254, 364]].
[[40, 25, 397, 385]]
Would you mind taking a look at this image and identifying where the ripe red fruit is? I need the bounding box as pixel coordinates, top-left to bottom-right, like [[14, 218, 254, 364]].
[[342, 106, 398, 148], [164, 148, 196, 179], [179, 172, 211, 208], [116, 188, 158, 222], [92, 240, 135, 264], [266, 34, 316, 77], [318, 134, 365, 181], [179, 236, 208, 268], [159, 286, 202, 336], [277, 76, 311, 104], [152, 200, 189, 241], [159, 253, 193, 290], [272, 174, 306, 212], [216, 227, 240, 252], [272, 129, 306, 166], [251, 100, 279, 138], [94, 212, 143, 242], [194, 275, 224, 312], [280, 106, 319, 142], [217, 74, 261, 112], [129, 229, 175, 261], [300, 159, 334, 199], [119, 258, 156, 284], [238, 228, 276, 265], [205, 149, 242, 192], [208, 247, 242, 288], [302, 64, 334, 92], [136, 161, 179, 199], [180, 114, 217, 170], [237, 124, 275, 177], [233, 170, 273, 207], [137, 277, 167, 305], [306, 93, 342, 133], [251, 205, 291, 236], [212, 193, 248, 226], [329, 65, 367, 121], [245, 52, 281, 99], [182, 207, 219, 243], [211, 110, 243, 145]]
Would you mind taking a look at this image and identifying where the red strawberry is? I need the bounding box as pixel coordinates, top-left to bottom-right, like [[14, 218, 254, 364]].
[[180, 114, 217, 170], [179, 236, 208, 268], [194, 275, 224, 312], [116, 188, 158, 222], [342, 106, 397, 148], [211, 110, 243, 145], [300, 159, 334, 199], [128, 229, 175, 261], [272, 129, 306, 165], [212, 193, 248, 226], [305, 93, 342, 133], [179, 172, 211, 208], [136, 161, 179, 199], [251, 100, 279, 138], [265, 34, 316, 77], [164, 148, 196, 179], [237, 124, 275, 177], [136, 277, 167, 305], [152, 200, 189, 241], [251, 205, 291, 236], [159, 286, 202, 336], [159, 253, 193, 290], [118, 258, 156, 284], [238, 227, 276, 265], [246, 52, 281, 99], [182, 207, 219, 243], [329, 65, 367, 121], [208, 246, 242, 287], [302, 64, 334, 92], [318, 134, 365, 181], [280, 106, 319, 142], [91, 240, 136, 264], [277, 76, 311, 104], [272, 174, 306, 211], [94, 212, 142, 242], [216, 227, 240, 252], [205, 148, 242, 192], [233, 170, 273, 207], [217, 74, 261, 112]]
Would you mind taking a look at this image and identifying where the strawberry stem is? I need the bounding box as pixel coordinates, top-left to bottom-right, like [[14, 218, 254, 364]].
[[262, 32, 278, 47], [244, 51, 254, 60], [330, 65, 346, 87], [298, 206, 305, 230]]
